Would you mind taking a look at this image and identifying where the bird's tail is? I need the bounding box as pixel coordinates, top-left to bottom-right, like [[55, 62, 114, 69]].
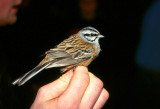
[[12, 62, 52, 86]]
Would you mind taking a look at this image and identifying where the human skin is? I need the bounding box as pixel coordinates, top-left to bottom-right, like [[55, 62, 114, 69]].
[[31, 66, 109, 109], [0, 0, 22, 26]]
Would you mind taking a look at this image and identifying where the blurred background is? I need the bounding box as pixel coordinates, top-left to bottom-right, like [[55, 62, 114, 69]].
[[0, 0, 160, 108]]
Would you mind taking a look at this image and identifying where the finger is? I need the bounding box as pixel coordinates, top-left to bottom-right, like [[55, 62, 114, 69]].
[[35, 70, 74, 102], [58, 66, 90, 108], [79, 72, 104, 109], [93, 88, 109, 109]]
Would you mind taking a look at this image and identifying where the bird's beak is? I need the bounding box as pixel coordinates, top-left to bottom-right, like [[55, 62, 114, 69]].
[[98, 35, 104, 38]]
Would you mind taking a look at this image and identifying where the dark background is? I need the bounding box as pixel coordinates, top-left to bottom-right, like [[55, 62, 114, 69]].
[[1, 0, 160, 108]]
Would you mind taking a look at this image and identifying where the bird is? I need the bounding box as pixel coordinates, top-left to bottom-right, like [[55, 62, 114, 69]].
[[12, 26, 104, 86]]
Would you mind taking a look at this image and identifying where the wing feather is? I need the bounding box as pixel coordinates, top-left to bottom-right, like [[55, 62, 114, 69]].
[[45, 35, 94, 68]]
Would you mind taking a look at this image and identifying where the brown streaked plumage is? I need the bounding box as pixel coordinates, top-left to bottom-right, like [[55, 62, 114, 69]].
[[12, 27, 104, 86]]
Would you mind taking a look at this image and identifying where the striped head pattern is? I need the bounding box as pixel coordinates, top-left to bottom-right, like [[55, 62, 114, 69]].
[[79, 27, 104, 44]]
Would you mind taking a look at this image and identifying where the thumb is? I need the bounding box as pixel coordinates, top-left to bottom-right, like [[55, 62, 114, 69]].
[[35, 70, 74, 102]]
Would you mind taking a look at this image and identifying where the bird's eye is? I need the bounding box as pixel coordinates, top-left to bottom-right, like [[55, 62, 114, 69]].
[[91, 33, 94, 36], [91, 33, 98, 36], [91, 33, 95, 36]]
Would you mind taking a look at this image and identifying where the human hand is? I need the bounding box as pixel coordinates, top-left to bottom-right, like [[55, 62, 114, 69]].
[[30, 66, 109, 109]]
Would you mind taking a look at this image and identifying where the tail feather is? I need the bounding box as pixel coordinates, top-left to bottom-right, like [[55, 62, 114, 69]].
[[12, 62, 52, 86]]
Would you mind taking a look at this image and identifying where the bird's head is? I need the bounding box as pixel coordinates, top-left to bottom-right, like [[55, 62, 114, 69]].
[[79, 27, 104, 44]]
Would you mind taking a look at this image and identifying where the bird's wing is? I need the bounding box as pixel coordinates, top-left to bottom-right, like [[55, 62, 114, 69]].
[[45, 35, 94, 67], [45, 47, 92, 68]]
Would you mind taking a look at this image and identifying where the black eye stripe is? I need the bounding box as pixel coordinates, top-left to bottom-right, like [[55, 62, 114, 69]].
[[84, 33, 98, 37], [91, 33, 98, 36], [84, 33, 90, 36]]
